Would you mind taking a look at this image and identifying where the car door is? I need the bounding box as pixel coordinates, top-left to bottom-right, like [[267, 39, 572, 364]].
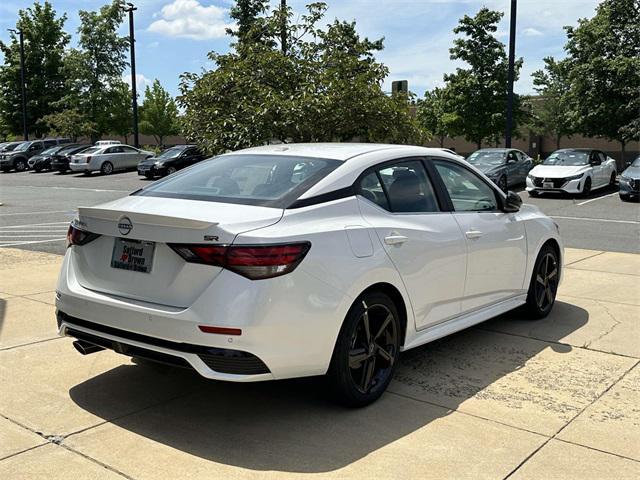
[[119, 145, 140, 167], [589, 150, 605, 187], [504, 151, 520, 186], [515, 151, 532, 183], [596, 151, 612, 186], [182, 148, 201, 167], [356, 158, 467, 330], [432, 159, 527, 313]]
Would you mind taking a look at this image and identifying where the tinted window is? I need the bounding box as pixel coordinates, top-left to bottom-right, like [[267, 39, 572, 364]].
[[377, 160, 439, 213], [107, 146, 124, 154], [157, 147, 185, 159], [121, 146, 138, 153], [80, 147, 102, 155], [596, 152, 606, 163], [358, 171, 390, 210], [434, 161, 498, 211], [43, 140, 57, 147], [137, 154, 341, 207]]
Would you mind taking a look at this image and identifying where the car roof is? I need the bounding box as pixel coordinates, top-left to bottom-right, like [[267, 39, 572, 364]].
[[229, 143, 449, 162], [554, 148, 592, 152]]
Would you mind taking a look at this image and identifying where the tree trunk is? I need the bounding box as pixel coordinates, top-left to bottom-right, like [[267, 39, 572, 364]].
[[476, 139, 482, 150], [620, 140, 626, 172], [556, 133, 561, 150], [439, 135, 445, 148]]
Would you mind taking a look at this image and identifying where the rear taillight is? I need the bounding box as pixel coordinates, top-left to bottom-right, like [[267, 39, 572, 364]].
[[67, 224, 100, 247], [169, 242, 311, 280]]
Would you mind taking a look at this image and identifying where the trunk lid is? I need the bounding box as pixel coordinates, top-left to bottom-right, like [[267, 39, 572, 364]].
[[72, 195, 283, 307]]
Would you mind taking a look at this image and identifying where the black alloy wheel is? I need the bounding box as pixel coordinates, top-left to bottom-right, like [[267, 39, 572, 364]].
[[101, 161, 113, 175], [15, 159, 26, 172], [166, 166, 177, 175], [525, 245, 559, 319], [498, 175, 508, 192], [328, 291, 401, 407], [609, 172, 616, 187]]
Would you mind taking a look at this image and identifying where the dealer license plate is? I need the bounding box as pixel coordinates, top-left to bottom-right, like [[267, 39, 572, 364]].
[[543, 181, 554, 189], [111, 238, 155, 274]]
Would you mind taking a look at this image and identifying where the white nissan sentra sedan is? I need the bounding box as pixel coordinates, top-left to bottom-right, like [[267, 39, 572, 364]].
[[56, 143, 563, 406]]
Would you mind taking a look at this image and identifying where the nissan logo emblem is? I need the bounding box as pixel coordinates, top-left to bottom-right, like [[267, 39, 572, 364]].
[[118, 216, 133, 236]]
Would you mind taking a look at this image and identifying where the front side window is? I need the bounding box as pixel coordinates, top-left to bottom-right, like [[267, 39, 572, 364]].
[[137, 154, 342, 208], [434, 160, 498, 212], [358, 171, 390, 210]]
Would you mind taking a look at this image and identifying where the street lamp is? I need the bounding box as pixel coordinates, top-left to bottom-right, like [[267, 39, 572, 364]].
[[505, 0, 517, 148], [121, 2, 139, 148], [8, 28, 28, 141]]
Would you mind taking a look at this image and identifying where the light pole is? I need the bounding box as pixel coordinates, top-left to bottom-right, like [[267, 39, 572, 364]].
[[121, 2, 139, 148], [280, 0, 287, 54], [8, 28, 28, 140], [504, 0, 517, 148]]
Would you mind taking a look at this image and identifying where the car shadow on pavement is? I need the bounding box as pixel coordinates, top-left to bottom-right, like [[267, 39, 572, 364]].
[[69, 301, 588, 473], [531, 183, 619, 201]]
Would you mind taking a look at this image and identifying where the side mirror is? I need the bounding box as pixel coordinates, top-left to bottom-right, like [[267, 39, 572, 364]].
[[503, 191, 522, 212]]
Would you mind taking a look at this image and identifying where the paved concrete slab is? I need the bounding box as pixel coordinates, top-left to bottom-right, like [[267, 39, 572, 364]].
[[390, 329, 636, 436], [0, 339, 203, 436], [0, 444, 124, 480], [0, 296, 58, 349], [0, 262, 61, 296], [65, 386, 546, 479], [558, 363, 640, 461], [0, 417, 45, 460], [559, 268, 640, 306], [24, 291, 56, 306], [568, 251, 640, 276], [484, 296, 640, 358], [564, 248, 604, 266], [510, 439, 640, 480]]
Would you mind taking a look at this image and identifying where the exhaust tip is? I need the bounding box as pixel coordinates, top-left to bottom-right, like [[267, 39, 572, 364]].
[[72, 340, 105, 355]]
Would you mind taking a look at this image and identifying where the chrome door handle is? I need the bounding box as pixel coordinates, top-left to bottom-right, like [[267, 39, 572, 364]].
[[465, 229, 483, 239], [384, 235, 408, 245]]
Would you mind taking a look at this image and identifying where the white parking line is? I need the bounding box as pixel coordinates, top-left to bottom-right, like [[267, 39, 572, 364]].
[[0, 238, 66, 247], [576, 192, 617, 206], [551, 216, 639, 225], [0, 210, 71, 217], [0, 230, 69, 233], [0, 234, 68, 238]]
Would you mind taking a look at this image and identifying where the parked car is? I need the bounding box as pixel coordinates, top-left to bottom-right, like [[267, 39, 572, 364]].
[[0, 140, 46, 172], [50, 145, 91, 173], [619, 155, 640, 201], [0, 141, 24, 153], [526, 148, 617, 197], [29, 144, 80, 172], [69, 144, 154, 175], [137, 145, 205, 178], [466, 148, 533, 191], [57, 144, 562, 406], [437, 148, 465, 160]]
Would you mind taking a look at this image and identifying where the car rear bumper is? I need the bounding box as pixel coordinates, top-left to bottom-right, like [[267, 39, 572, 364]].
[[69, 162, 93, 172], [55, 248, 350, 381]]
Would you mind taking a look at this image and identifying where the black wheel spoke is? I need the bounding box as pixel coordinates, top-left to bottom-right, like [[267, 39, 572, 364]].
[[376, 345, 394, 364], [362, 357, 376, 391], [536, 274, 545, 286], [349, 348, 368, 369], [536, 287, 546, 307], [362, 311, 372, 345], [548, 268, 557, 280], [374, 314, 392, 341], [546, 286, 553, 305]]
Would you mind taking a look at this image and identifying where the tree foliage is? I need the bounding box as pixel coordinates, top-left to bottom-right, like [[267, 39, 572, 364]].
[[0, 1, 69, 138], [563, 0, 640, 164], [416, 88, 456, 147], [531, 57, 573, 149], [139, 79, 179, 146], [179, 1, 425, 154], [440, 8, 525, 148]]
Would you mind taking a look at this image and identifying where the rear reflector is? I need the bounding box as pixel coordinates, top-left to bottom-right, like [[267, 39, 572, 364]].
[[198, 325, 242, 336], [67, 224, 100, 247], [169, 242, 311, 280]]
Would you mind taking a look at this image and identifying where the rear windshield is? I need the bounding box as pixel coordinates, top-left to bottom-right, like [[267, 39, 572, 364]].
[[135, 154, 342, 208], [79, 147, 102, 155]]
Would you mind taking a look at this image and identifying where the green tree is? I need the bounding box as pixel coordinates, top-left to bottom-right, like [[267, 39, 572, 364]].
[[108, 81, 133, 143], [60, 0, 129, 141], [0, 1, 69, 138], [531, 57, 573, 149], [417, 87, 456, 147], [139, 79, 179, 146], [441, 8, 524, 148], [40, 108, 94, 142], [563, 0, 640, 168], [179, 1, 425, 154]]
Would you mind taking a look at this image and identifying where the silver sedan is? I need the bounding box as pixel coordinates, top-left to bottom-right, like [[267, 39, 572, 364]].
[[69, 145, 154, 175]]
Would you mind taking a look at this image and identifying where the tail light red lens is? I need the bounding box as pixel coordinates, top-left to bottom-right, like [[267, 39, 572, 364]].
[[67, 224, 100, 247], [169, 242, 311, 280]]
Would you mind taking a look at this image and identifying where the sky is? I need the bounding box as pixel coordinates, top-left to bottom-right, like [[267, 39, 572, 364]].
[[0, 0, 602, 100]]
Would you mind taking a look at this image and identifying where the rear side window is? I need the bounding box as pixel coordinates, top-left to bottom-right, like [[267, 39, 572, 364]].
[[358, 160, 439, 213], [137, 154, 342, 208], [434, 160, 498, 212]]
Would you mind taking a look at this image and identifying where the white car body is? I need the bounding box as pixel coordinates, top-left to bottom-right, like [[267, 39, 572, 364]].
[[57, 144, 562, 387], [526, 149, 617, 195], [70, 145, 154, 173]]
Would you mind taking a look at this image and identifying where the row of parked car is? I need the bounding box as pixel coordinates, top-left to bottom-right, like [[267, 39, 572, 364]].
[[444, 147, 638, 202], [1, 139, 638, 201], [0, 139, 204, 179]]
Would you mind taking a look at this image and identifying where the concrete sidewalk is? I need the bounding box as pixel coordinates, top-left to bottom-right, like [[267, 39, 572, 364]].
[[0, 247, 638, 479]]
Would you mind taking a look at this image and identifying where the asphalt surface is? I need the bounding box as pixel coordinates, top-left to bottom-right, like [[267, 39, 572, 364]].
[[0, 168, 638, 255]]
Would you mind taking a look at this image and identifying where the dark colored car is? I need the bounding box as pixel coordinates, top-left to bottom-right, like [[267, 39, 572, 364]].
[[51, 144, 91, 173], [29, 144, 80, 172], [619, 155, 640, 201], [466, 148, 533, 191], [137, 145, 205, 178], [0, 138, 72, 172], [0, 141, 24, 153]]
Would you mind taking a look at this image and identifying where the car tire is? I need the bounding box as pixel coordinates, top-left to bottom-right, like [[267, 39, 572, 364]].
[[327, 291, 401, 407], [609, 172, 616, 187], [33, 166, 42, 173], [581, 177, 592, 196], [1, 168, 10, 173], [498, 175, 508, 192], [166, 166, 177, 175], [528, 190, 539, 197], [144, 172, 154, 179], [14, 159, 27, 172], [619, 194, 630, 202], [100, 161, 114, 175], [524, 244, 560, 320]]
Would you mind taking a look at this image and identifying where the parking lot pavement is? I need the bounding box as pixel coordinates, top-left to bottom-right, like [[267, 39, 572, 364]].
[[0, 247, 638, 479]]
